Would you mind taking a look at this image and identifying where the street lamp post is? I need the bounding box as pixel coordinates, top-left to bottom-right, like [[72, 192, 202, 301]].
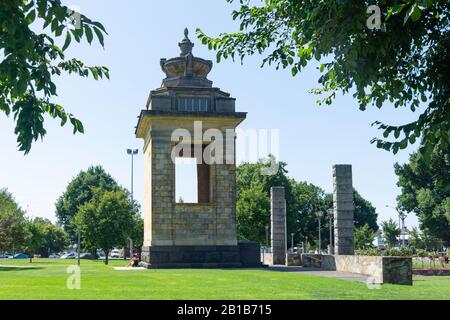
[[127, 149, 139, 205], [291, 233, 295, 252], [77, 225, 81, 267], [315, 211, 324, 254], [386, 205, 408, 247], [127, 148, 138, 259], [400, 212, 407, 247], [327, 208, 334, 254]]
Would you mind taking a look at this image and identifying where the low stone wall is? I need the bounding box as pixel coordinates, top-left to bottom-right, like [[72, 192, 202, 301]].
[[287, 254, 302, 266], [334, 255, 412, 285], [334, 255, 383, 283], [261, 252, 273, 265], [300, 254, 412, 285], [413, 268, 450, 276]]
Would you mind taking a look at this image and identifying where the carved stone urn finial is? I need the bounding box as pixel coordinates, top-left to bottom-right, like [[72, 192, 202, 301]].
[[179, 27, 194, 57]]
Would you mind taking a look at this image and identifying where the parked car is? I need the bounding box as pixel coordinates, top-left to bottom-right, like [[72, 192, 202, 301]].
[[0, 253, 13, 259], [110, 249, 120, 258], [49, 253, 60, 259], [80, 253, 95, 260], [9, 253, 29, 259], [60, 252, 77, 259]]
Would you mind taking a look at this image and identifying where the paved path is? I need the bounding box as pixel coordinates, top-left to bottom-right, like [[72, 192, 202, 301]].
[[266, 265, 370, 283]]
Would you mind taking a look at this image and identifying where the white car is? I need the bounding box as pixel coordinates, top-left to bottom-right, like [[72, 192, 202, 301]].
[[110, 249, 120, 258], [49, 253, 60, 259], [60, 252, 77, 259]]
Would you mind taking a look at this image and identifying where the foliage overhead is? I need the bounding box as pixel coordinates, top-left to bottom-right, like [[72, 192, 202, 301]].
[[0, 0, 109, 153], [197, 0, 450, 159]]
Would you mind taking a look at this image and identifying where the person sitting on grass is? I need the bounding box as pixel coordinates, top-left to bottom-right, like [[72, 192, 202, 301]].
[[127, 254, 139, 268]]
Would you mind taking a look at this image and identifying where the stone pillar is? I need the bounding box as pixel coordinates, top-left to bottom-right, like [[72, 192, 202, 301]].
[[333, 165, 354, 255], [271, 187, 286, 265]]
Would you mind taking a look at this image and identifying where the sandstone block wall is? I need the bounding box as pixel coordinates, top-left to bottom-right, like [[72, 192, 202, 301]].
[[143, 135, 238, 248]]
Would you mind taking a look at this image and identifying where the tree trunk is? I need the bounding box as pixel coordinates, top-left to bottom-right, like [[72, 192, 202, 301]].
[[105, 250, 109, 265], [91, 248, 97, 260]]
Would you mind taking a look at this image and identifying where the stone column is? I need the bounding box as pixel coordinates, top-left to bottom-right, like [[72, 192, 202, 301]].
[[271, 187, 286, 265], [333, 165, 354, 255]]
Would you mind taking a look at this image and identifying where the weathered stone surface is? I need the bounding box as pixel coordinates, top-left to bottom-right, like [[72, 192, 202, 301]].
[[271, 187, 287, 265], [138, 30, 251, 268], [287, 254, 302, 266], [302, 254, 413, 285], [238, 240, 262, 267], [333, 165, 355, 255]]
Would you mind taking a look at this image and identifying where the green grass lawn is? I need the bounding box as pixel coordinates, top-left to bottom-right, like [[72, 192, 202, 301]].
[[1, 259, 449, 300]]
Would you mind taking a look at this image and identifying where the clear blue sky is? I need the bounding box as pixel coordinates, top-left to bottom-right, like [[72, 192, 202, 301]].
[[0, 0, 421, 228]]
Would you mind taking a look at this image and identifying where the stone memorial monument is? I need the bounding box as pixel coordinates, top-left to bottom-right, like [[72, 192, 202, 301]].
[[135, 29, 260, 268], [271, 187, 287, 265], [333, 164, 355, 255]]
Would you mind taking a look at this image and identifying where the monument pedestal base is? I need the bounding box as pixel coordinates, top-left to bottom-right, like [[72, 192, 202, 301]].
[[141, 241, 262, 268]]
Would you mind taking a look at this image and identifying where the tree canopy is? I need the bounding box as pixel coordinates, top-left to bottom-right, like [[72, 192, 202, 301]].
[[55, 165, 119, 240], [381, 218, 401, 247], [75, 188, 136, 265], [0, 0, 108, 154], [395, 144, 450, 244], [0, 188, 28, 252], [354, 224, 376, 250], [236, 157, 379, 249], [26, 217, 68, 257], [197, 0, 450, 158]]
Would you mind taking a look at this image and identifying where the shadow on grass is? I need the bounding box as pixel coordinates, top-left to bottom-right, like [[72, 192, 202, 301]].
[[0, 266, 43, 272]]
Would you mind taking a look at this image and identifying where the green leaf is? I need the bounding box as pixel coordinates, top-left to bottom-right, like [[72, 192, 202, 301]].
[[410, 5, 422, 22], [16, 79, 28, 96], [328, 69, 335, 81], [392, 4, 407, 15], [404, 4, 421, 24], [62, 32, 72, 51], [26, 9, 36, 24], [93, 27, 104, 47], [91, 21, 107, 34], [291, 66, 298, 77], [85, 26, 93, 44], [399, 139, 408, 149]]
